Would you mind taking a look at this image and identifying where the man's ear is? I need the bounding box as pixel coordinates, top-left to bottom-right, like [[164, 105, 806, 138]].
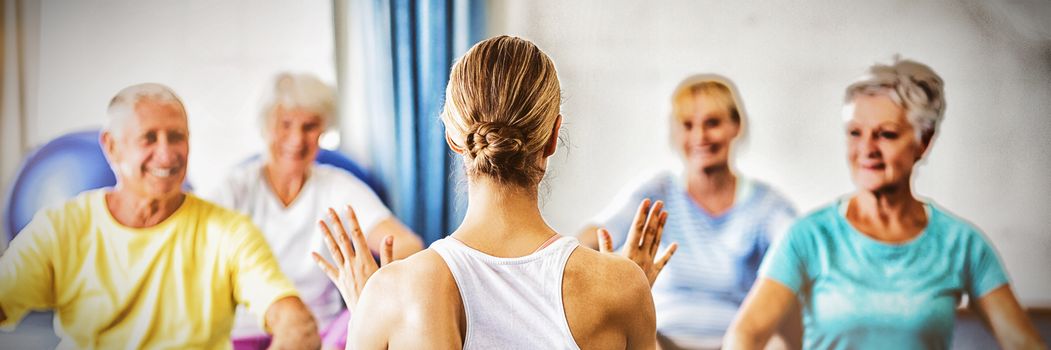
[[543, 114, 562, 158], [100, 130, 117, 161]]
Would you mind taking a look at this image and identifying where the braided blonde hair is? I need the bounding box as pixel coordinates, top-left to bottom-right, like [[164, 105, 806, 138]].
[[441, 35, 562, 187]]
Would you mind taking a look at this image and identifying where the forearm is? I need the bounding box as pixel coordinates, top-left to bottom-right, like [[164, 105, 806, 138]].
[[369, 219, 422, 259], [266, 297, 320, 350]]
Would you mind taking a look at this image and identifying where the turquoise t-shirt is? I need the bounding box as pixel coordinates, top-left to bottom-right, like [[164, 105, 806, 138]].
[[759, 199, 1009, 350]]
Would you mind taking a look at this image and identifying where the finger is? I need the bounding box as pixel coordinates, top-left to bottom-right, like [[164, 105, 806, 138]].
[[311, 252, 339, 283], [626, 199, 652, 253], [653, 242, 678, 274], [328, 207, 356, 260], [597, 228, 613, 253], [380, 235, 395, 266], [650, 211, 668, 257], [318, 220, 345, 266], [640, 200, 664, 254], [345, 205, 371, 260]]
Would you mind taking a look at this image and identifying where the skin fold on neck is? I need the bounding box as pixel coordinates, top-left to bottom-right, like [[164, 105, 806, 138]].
[[105, 186, 186, 228], [846, 181, 928, 244]]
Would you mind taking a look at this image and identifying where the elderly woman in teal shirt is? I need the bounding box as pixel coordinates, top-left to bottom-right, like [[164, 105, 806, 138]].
[[724, 59, 1046, 349]]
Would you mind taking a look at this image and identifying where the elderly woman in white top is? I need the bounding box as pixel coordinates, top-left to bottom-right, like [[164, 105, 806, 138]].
[[207, 73, 423, 350]]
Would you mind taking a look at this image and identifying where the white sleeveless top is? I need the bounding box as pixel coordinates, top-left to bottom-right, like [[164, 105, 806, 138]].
[[430, 236, 582, 350]]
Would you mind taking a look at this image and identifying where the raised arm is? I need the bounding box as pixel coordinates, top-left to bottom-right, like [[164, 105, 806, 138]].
[[313, 206, 396, 312], [973, 285, 1046, 349], [596, 199, 678, 286], [724, 278, 799, 350], [264, 297, 321, 350]]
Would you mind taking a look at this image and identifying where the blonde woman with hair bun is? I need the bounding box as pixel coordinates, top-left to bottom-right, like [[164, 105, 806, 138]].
[[313, 35, 672, 349]]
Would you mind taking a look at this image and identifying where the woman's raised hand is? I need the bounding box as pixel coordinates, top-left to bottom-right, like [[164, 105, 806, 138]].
[[597, 199, 678, 286], [312, 205, 395, 312]]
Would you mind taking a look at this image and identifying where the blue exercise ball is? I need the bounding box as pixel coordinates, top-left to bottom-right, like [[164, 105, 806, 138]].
[[4, 130, 116, 241], [315, 148, 389, 203]]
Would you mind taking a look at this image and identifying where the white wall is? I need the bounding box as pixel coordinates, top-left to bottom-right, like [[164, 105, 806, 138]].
[[19, 0, 335, 194], [488, 0, 1051, 306]]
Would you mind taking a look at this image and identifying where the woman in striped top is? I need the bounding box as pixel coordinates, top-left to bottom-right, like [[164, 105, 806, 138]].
[[580, 74, 799, 350]]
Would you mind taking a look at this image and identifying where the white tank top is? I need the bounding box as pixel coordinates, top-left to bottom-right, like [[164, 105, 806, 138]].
[[430, 236, 582, 350]]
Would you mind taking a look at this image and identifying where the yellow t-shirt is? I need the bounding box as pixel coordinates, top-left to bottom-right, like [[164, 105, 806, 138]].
[[0, 190, 298, 349]]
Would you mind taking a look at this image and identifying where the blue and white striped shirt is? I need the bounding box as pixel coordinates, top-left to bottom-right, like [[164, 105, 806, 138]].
[[592, 172, 797, 347]]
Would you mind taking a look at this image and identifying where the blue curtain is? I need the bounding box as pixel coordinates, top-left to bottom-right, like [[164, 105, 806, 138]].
[[360, 0, 484, 245]]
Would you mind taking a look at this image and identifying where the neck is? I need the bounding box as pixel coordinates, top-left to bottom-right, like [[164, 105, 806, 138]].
[[847, 183, 928, 242], [264, 162, 309, 207], [850, 184, 924, 224], [105, 187, 186, 228], [684, 164, 737, 215], [451, 177, 557, 257], [685, 164, 737, 195]]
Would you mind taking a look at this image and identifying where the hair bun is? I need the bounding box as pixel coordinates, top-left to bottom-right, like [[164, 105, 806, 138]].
[[464, 121, 527, 170]]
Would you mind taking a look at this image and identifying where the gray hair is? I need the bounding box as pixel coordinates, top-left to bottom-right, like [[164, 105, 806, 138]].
[[843, 57, 946, 141], [106, 83, 187, 133], [261, 72, 336, 130]]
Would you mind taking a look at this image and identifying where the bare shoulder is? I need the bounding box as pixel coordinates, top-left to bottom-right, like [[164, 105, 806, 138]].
[[565, 247, 651, 301], [357, 249, 460, 314], [351, 249, 465, 349], [562, 247, 655, 349]]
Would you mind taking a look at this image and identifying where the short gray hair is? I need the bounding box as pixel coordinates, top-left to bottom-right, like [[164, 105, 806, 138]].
[[843, 57, 946, 140], [261, 72, 336, 130], [106, 83, 187, 133]]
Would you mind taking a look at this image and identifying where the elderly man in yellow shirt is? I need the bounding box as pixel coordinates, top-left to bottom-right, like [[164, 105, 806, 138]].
[[0, 83, 320, 349]]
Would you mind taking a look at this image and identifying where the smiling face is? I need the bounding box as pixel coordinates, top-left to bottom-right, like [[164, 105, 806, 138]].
[[103, 98, 189, 200], [845, 93, 929, 193], [265, 105, 325, 176], [671, 92, 741, 174]]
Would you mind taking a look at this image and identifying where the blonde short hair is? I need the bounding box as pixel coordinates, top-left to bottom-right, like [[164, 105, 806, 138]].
[[670, 74, 743, 125], [441, 35, 562, 187]]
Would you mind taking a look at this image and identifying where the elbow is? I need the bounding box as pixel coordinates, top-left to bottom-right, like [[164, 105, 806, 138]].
[[280, 318, 321, 350], [266, 297, 321, 350]]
